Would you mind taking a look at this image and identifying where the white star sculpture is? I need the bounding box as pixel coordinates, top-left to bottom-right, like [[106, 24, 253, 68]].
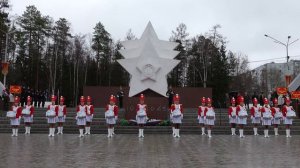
[[117, 22, 180, 97]]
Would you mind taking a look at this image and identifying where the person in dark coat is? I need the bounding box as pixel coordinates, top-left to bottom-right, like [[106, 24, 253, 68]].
[[166, 86, 174, 108], [117, 86, 124, 108]]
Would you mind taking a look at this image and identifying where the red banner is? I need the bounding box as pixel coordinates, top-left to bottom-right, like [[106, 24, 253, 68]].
[[285, 75, 292, 87], [277, 87, 288, 95], [291, 91, 300, 99], [1, 62, 9, 75], [10, 85, 22, 94]]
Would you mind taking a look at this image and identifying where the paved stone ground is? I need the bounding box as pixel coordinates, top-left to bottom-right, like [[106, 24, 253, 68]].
[[0, 134, 299, 168]]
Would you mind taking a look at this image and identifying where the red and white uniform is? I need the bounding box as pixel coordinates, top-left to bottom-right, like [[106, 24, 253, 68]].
[[136, 104, 147, 124], [105, 104, 118, 125], [198, 106, 206, 124], [250, 106, 261, 124], [261, 106, 272, 125], [170, 104, 183, 124], [10, 105, 22, 126], [282, 105, 295, 125], [23, 105, 34, 123], [47, 105, 58, 123], [86, 105, 94, 122], [271, 107, 282, 125], [204, 106, 216, 125], [76, 105, 87, 125], [228, 106, 237, 123], [57, 105, 67, 122], [236, 105, 247, 125]]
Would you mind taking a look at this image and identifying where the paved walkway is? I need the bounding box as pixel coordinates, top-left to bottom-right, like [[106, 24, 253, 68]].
[[0, 134, 299, 168]]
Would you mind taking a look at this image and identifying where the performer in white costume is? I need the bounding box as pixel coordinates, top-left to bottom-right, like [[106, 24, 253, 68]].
[[105, 95, 119, 138], [22, 96, 34, 134], [7, 96, 22, 137], [56, 96, 67, 135], [271, 98, 282, 136], [236, 96, 248, 138], [46, 95, 58, 137], [76, 96, 86, 138], [282, 98, 296, 138], [170, 94, 183, 138], [85, 96, 94, 135], [250, 98, 261, 135], [136, 94, 147, 138], [260, 98, 272, 138], [198, 97, 206, 135], [204, 98, 216, 138], [228, 97, 237, 135]]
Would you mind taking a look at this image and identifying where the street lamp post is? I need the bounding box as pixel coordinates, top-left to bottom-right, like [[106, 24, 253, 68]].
[[0, 29, 16, 87], [264, 34, 299, 70], [264, 35, 299, 88]]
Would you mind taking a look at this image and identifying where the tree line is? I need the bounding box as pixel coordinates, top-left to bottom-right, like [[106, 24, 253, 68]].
[[0, 3, 256, 107]]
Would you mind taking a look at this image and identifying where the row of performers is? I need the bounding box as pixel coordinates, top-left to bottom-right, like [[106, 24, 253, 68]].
[[6, 94, 296, 138], [225, 96, 296, 138]]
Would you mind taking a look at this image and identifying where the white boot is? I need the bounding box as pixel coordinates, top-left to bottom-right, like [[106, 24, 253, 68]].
[[110, 128, 113, 137], [239, 129, 242, 138], [141, 129, 144, 138], [48, 128, 52, 137], [85, 127, 88, 135], [264, 130, 267, 138], [231, 128, 235, 135], [61, 127, 63, 134], [57, 127, 61, 134], [274, 128, 279, 136], [112, 127, 115, 135], [266, 129, 269, 138], [24, 127, 28, 134], [15, 128, 18, 137], [79, 129, 84, 137], [177, 129, 180, 138], [52, 128, 55, 137], [202, 127, 206, 135], [208, 129, 212, 138], [287, 129, 291, 137], [138, 129, 141, 137], [12, 129, 15, 137], [253, 128, 256, 135], [28, 127, 31, 134], [107, 129, 110, 138], [172, 127, 175, 137], [88, 127, 91, 135]]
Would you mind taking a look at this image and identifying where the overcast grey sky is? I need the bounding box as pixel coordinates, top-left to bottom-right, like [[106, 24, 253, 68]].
[[9, 0, 300, 69]]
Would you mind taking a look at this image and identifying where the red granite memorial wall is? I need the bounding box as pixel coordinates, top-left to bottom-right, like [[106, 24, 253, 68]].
[[83, 86, 212, 120]]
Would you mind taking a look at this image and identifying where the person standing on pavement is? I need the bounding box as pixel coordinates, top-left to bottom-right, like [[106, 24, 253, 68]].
[[85, 96, 94, 135], [271, 98, 282, 136], [261, 98, 272, 138], [22, 96, 34, 134], [136, 94, 147, 138], [228, 97, 237, 136], [105, 95, 119, 138], [236, 96, 248, 138], [170, 94, 183, 138], [57, 96, 67, 135], [204, 98, 216, 138], [198, 97, 207, 135], [250, 98, 261, 136]]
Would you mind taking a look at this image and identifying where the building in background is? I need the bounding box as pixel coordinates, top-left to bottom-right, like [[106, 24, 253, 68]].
[[252, 60, 300, 93]]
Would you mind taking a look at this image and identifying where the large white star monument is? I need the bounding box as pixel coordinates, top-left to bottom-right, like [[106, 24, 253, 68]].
[[117, 22, 180, 97]]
